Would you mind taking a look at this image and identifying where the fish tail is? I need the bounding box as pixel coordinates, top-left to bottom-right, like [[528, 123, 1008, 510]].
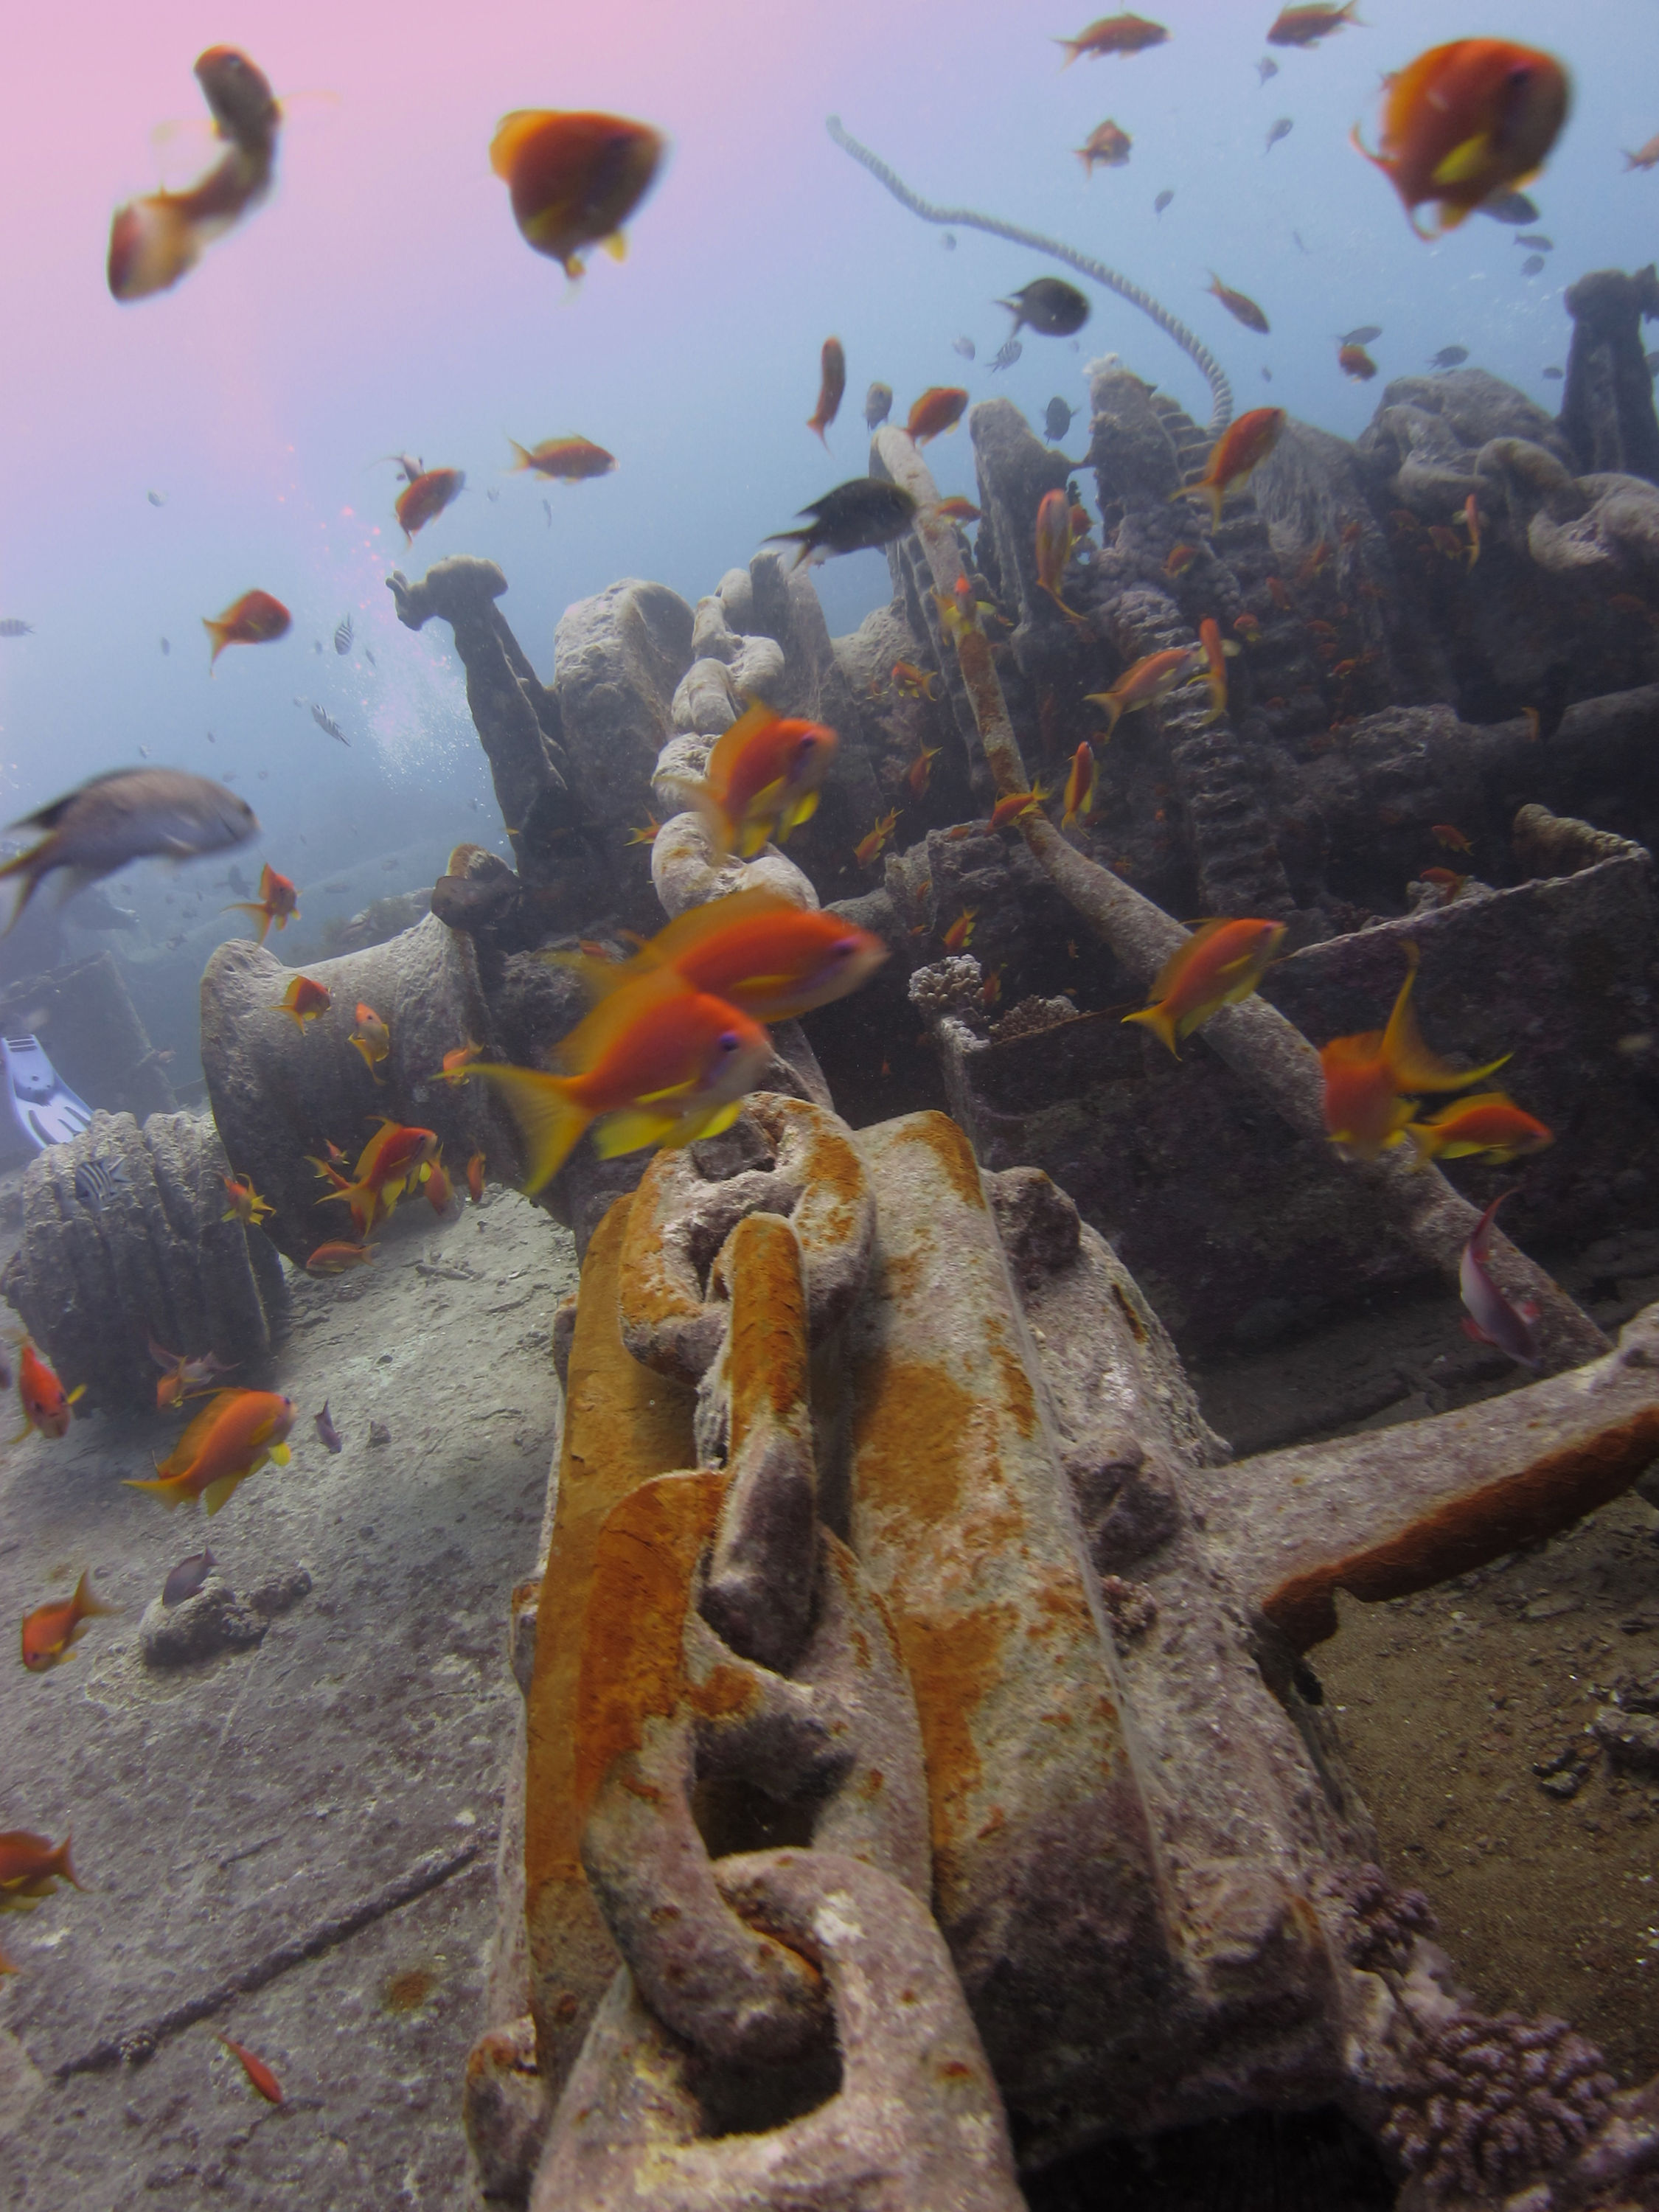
[[0, 841, 49, 935], [349, 1037, 386, 1084], [507, 439, 534, 470], [1402, 1124, 1441, 1169], [123, 1475, 185, 1506], [1123, 1004, 1181, 1057], [71, 1569, 117, 1621], [656, 776, 735, 859], [108, 192, 202, 302], [203, 617, 229, 666], [473, 1065, 594, 1194], [1091, 697, 1124, 742]]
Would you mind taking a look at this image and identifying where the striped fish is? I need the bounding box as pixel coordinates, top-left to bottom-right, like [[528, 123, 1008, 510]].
[[988, 338, 1023, 374], [74, 1157, 128, 1213], [310, 704, 348, 745], [333, 615, 353, 654]]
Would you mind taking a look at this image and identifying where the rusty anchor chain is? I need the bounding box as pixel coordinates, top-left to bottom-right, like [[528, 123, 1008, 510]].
[[531, 1137, 1023, 2211]]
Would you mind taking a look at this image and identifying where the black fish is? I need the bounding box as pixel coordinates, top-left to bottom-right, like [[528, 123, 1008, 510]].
[[1543, 366, 1564, 380], [1044, 397, 1074, 440], [0, 620, 34, 639], [333, 615, 353, 654], [1515, 233, 1554, 251], [941, 232, 956, 251], [1256, 57, 1279, 85], [764, 479, 918, 566], [74, 1157, 128, 1214], [863, 381, 893, 431], [1428, 346, 1469, 369], [315, 1401, 343, 1454], [310, 704, 348, 745], [159, 637, 170, 655], [998, 279, 1090, 338], [988, 337, 1023, 373], [1520, 254, 1546, 277], [1265, 118, 1293, 153], [1154, 189, 1173, 215], [1340, 324, 1382, 346], [1477, 189, 1539, 224], [163, 1549, 216, 1607]]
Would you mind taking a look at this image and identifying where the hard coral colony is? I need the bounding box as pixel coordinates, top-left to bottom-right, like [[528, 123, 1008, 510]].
[[5, 8, 1659, 2208]]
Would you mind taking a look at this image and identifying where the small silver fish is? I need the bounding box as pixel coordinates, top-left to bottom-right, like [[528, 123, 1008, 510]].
[[314, 1401, 342, 1454], [159, 638, 170, 655], [333, 616, 353, 654], [542, 498, 552, 529], [1514, 233, 1553, 251], [0, 768, 257, 929], [1154, 189, 1173, 215], [952, 335, 975, 361], [364, 648, 375, 667], [147, 490, 166, 507], [1429, 346, 1469, 369], [941, 232, 956, 251], [312, 640, 323, 653], [1256, 57, 1279, 84], [310, 704, 348, 745], [1339, 324, 1382, 346], [1478, 189, 1538, 224], [74, 1157, 128, 1214], [163, 1549, 216, 1607], [1520, 254, 1546, 277], [1265, 117, 1293, 153], [0, 620, 35, 639], [988, 337, 1023, 374], [1459, 1194, 1540, 1368], [487, 487, 501, 501], [863, 381, 893, 431], [1543, 366, 1564, 380]]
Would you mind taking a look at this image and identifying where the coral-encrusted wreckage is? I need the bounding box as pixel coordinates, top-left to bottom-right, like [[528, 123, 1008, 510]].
[[10, 262, 1659, 2207]]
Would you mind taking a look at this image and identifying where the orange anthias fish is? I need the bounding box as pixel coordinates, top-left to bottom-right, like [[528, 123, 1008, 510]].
[[490, 109, 666, 279], [395, 468, 465, 543], [21, 1571, 118, 1674], [204, 591, 291, 667], [1624, 133, 1659, 172], [473, 975, 773, 1192], [1034, 488, 1085, 622], [108, 47, 280, 302], [465, 1152, 486, 1204], [1165, 542, 1199, 577], [351, 1003, 390, 1082], [218, 2035, 284, 2105], [1268, 3, 1362, 48], [1056, 13, 1169, 64], [1460, 493, 1482, 566], [905, 742, 943, 799], [988, 783, 1051, 831], [1353, 41, 1571, 239], [931, 496, 981, 524], [15, 1343, 83, 1441], [1195, 616, 1240, 725], [306, 1242, 375, 1276], [807, 338, 846, 445], [1206, 274, 1270, 334], [1338, 342, 1378, 380], [893, 661, 942, 702], [276, 975, 330, 1029], [149, 1337, 234, 1412], [1175, 408, 1286, 529], [659, 700, 838, 859], [1406, 1091, 1554, 1168], [221, 1175, 274, 1228], [1234, 612, 1263, 645], [1085, 645, 1203, 738], [436, 1041, 484, 1083], [1061, 742, 1098, 829], [1078, 119, 1133, 172], [125, 1388, 296, 1514], [1319, 944, 1509, 1158], [942, 909, 977, 953], [855, 810, 900, 868], [508, 436, 616, 481], [905, 387, 970, 445], [319, 1119, 440, 1238], [225, 862, 298, 946], [0, 1832, 79, 1911], [1432, 823, 1474, 853], [1124, 918, 1286, 1056], [552, 886, 887, 1026], [424, 1155, 455, 1213], [1420, 865, 1468, 905]]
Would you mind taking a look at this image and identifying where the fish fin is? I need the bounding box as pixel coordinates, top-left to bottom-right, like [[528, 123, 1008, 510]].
[[1144, 919, 1231, 1003], [637, 889, 796, 975], [603, 232, 627, 262], [123, 1475, 185, 1505], [203, 1470, 249, 1516], [656, 775, 735, 858], [471, 1064, 594, 1193], [1122, 1004, 1181, 1057], [590, 1107, 681, 1158], [676, 1098, 744, 1145], [734, 817, 776, 860], [1430, 133, 1494, 189], [704, 700, 779, 793], [783, 787, 821, 832], [70, 1570, 118, 1620], [1460, 1317, 1495, 1346], [147, 1335, 181, 1370], [270, 1441, 291, 1465]]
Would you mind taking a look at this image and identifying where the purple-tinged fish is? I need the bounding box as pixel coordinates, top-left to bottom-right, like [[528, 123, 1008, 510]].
[[314, 1402, 343, 1455], [163, 1549, 216, 1607], [1458, 1194, 1540, 1368]]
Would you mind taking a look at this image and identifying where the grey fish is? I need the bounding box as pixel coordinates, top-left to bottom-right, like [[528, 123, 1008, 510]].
[[364, 647, 375, 667], [147, 490, 166, 507], [1265, 117, 1293, 153], [1478, 189, 1538, 224], [310, 704, 348, 745], [163, 1549, 216, 1607], [1515, 233, 1553, 251], [74, 1156, 128, 1213], [1044, 397, 1074, 440], [1340, 324, 1382, 346], [1256, 57, 1279, 84], [312, 639, 323, 653], [0, 768, 257, 929], [765, 479, 919, 566], [863, 381, 893, 431], [1543, 366, 1564, 380], [941, 232, 956, 250], [988, 337, 1023, 373], [333, 615, 353, 654], [0, 620, 34, 639], [543, 499, 552, 529], [486, 486, 501, 501], [1154, 189, 1173, 215], [952, 335, 975, 361], [1520, 254, 1546, 276], [315, 1401, 342, 1454], [1429, 345, 1469, 369], [998, 279, 1089, 338], [159, 638, 170, 655]]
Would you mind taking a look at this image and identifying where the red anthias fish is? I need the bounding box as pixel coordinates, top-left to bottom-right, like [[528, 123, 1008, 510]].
[[1175, 408, 1286, 529], [1056, 14, 1169, 65], [21, 1571, 117, 1674], [905, 388, 970, 445], [807, 338, 846, 446], [490, 109, 666, 279], [1353, 41, 1571, 238], [0, 1831, 79, 1912], [225, 862, 298, 945], [276, 975, 330, 1029], [659, 700, 837, 860], [1318, 943, 1508, 1158], [108, 47, 279, 302], [204, 591, 291, 667], [125, 1388, 296, 1514], [14, 1342, 83, 1441], [317, 1119, 439, 1238], [395, 468, 465, 543]]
